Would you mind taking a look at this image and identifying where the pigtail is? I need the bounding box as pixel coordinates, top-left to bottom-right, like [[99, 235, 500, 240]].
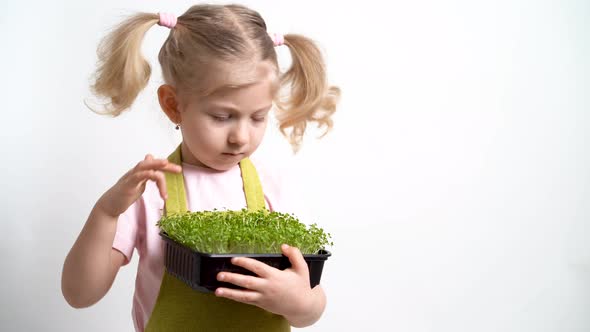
[[88, 13, 160, 116], [275, 34, 340, 152]]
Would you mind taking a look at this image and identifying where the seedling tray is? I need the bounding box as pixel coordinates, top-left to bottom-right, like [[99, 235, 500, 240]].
[[160, 232, 331, 293]]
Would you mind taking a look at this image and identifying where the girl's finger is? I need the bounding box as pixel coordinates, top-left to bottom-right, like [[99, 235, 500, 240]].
[[152, 171, 168, 200], [135, 159, 181, 173], [135, 159, 168, 171], [160, 162, 182, 173], [130, 169, 156, 183], [131, 170, 167, 199], [230, 257, 273, 278], [214, 287, 261, 305], [281, 245, 309, 277], [217, 272, 265, 292]]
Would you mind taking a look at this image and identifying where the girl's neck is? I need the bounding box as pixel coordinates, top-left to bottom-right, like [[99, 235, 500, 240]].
[[180, 143, 207, 168]]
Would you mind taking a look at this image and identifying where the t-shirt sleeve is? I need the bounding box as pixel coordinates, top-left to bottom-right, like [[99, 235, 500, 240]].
[[112, 198, 142, 266]]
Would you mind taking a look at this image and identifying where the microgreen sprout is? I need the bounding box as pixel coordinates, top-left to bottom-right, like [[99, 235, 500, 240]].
[[157, 209, 333, 254]]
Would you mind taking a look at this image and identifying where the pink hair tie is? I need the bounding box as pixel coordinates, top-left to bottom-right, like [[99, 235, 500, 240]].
[[268, 32, 285, 46], [158, 12, 177, 29]]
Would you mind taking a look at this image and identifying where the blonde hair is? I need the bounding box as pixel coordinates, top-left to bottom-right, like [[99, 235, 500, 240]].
[[90, 4, 340, 151]]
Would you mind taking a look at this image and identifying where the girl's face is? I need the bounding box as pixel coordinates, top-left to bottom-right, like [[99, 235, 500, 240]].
[[177, 64, 276, 171]]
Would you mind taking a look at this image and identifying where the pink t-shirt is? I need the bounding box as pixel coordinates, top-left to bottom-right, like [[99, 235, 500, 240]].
[[112, 158, 304, 332]]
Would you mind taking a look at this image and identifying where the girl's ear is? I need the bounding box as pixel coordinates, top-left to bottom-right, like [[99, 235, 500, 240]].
[[158, 84, 182, 124]]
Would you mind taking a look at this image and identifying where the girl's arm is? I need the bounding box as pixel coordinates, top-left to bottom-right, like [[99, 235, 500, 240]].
[[283, 284, 327, 327], [61, 201, 127, 308], [61, 155, 181, 308]]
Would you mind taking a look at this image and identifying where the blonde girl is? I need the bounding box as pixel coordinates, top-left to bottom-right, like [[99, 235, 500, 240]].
[[62, 3, 339, 331]]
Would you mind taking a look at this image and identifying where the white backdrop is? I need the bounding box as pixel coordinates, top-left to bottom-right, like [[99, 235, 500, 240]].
[[1, 0, 589, 331]]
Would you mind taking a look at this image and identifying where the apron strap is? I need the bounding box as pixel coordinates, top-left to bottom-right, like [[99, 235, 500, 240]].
[[164, 145, 188, 215], [239, 157, 266, 211]]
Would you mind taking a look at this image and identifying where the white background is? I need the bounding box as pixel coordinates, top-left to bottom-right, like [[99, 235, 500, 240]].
[[1, 0, 589, 331]]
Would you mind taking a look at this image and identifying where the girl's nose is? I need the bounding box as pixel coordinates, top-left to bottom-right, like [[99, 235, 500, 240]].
[[228, 121, 248, 146]]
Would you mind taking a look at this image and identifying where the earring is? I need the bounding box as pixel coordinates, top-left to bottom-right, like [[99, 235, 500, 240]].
[[175, 124, 180, 130]]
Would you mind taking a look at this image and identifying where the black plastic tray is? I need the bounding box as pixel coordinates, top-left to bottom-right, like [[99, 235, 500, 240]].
[[160, 232, 331, 293]]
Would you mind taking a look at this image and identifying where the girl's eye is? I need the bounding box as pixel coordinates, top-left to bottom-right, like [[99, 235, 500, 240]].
[[252, 116, 266, 122], [211, 114, 230, 122]]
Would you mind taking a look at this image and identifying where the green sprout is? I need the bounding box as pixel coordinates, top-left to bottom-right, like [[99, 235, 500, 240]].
[[156, 209, 333, 254]]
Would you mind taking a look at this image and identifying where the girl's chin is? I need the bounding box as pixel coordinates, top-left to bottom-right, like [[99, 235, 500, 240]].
[[206, 158, 244, 171]]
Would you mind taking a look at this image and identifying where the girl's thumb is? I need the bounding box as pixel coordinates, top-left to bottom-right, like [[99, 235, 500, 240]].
[[282, 244, 308, 275]]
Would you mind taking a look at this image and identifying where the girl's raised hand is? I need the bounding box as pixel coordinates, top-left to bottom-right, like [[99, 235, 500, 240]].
[[96, 154, 182, 218], [215, 244, 325, 327]]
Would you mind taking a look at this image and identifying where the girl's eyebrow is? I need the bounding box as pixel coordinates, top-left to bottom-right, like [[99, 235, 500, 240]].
[[209, 104, 273, 114]]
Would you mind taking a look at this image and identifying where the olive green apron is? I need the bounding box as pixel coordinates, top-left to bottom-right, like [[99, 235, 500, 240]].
[[145, 145, 290, 331]]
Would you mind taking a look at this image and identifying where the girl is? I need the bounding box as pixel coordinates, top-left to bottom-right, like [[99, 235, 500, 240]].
[[61, 3, 339, 332]]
